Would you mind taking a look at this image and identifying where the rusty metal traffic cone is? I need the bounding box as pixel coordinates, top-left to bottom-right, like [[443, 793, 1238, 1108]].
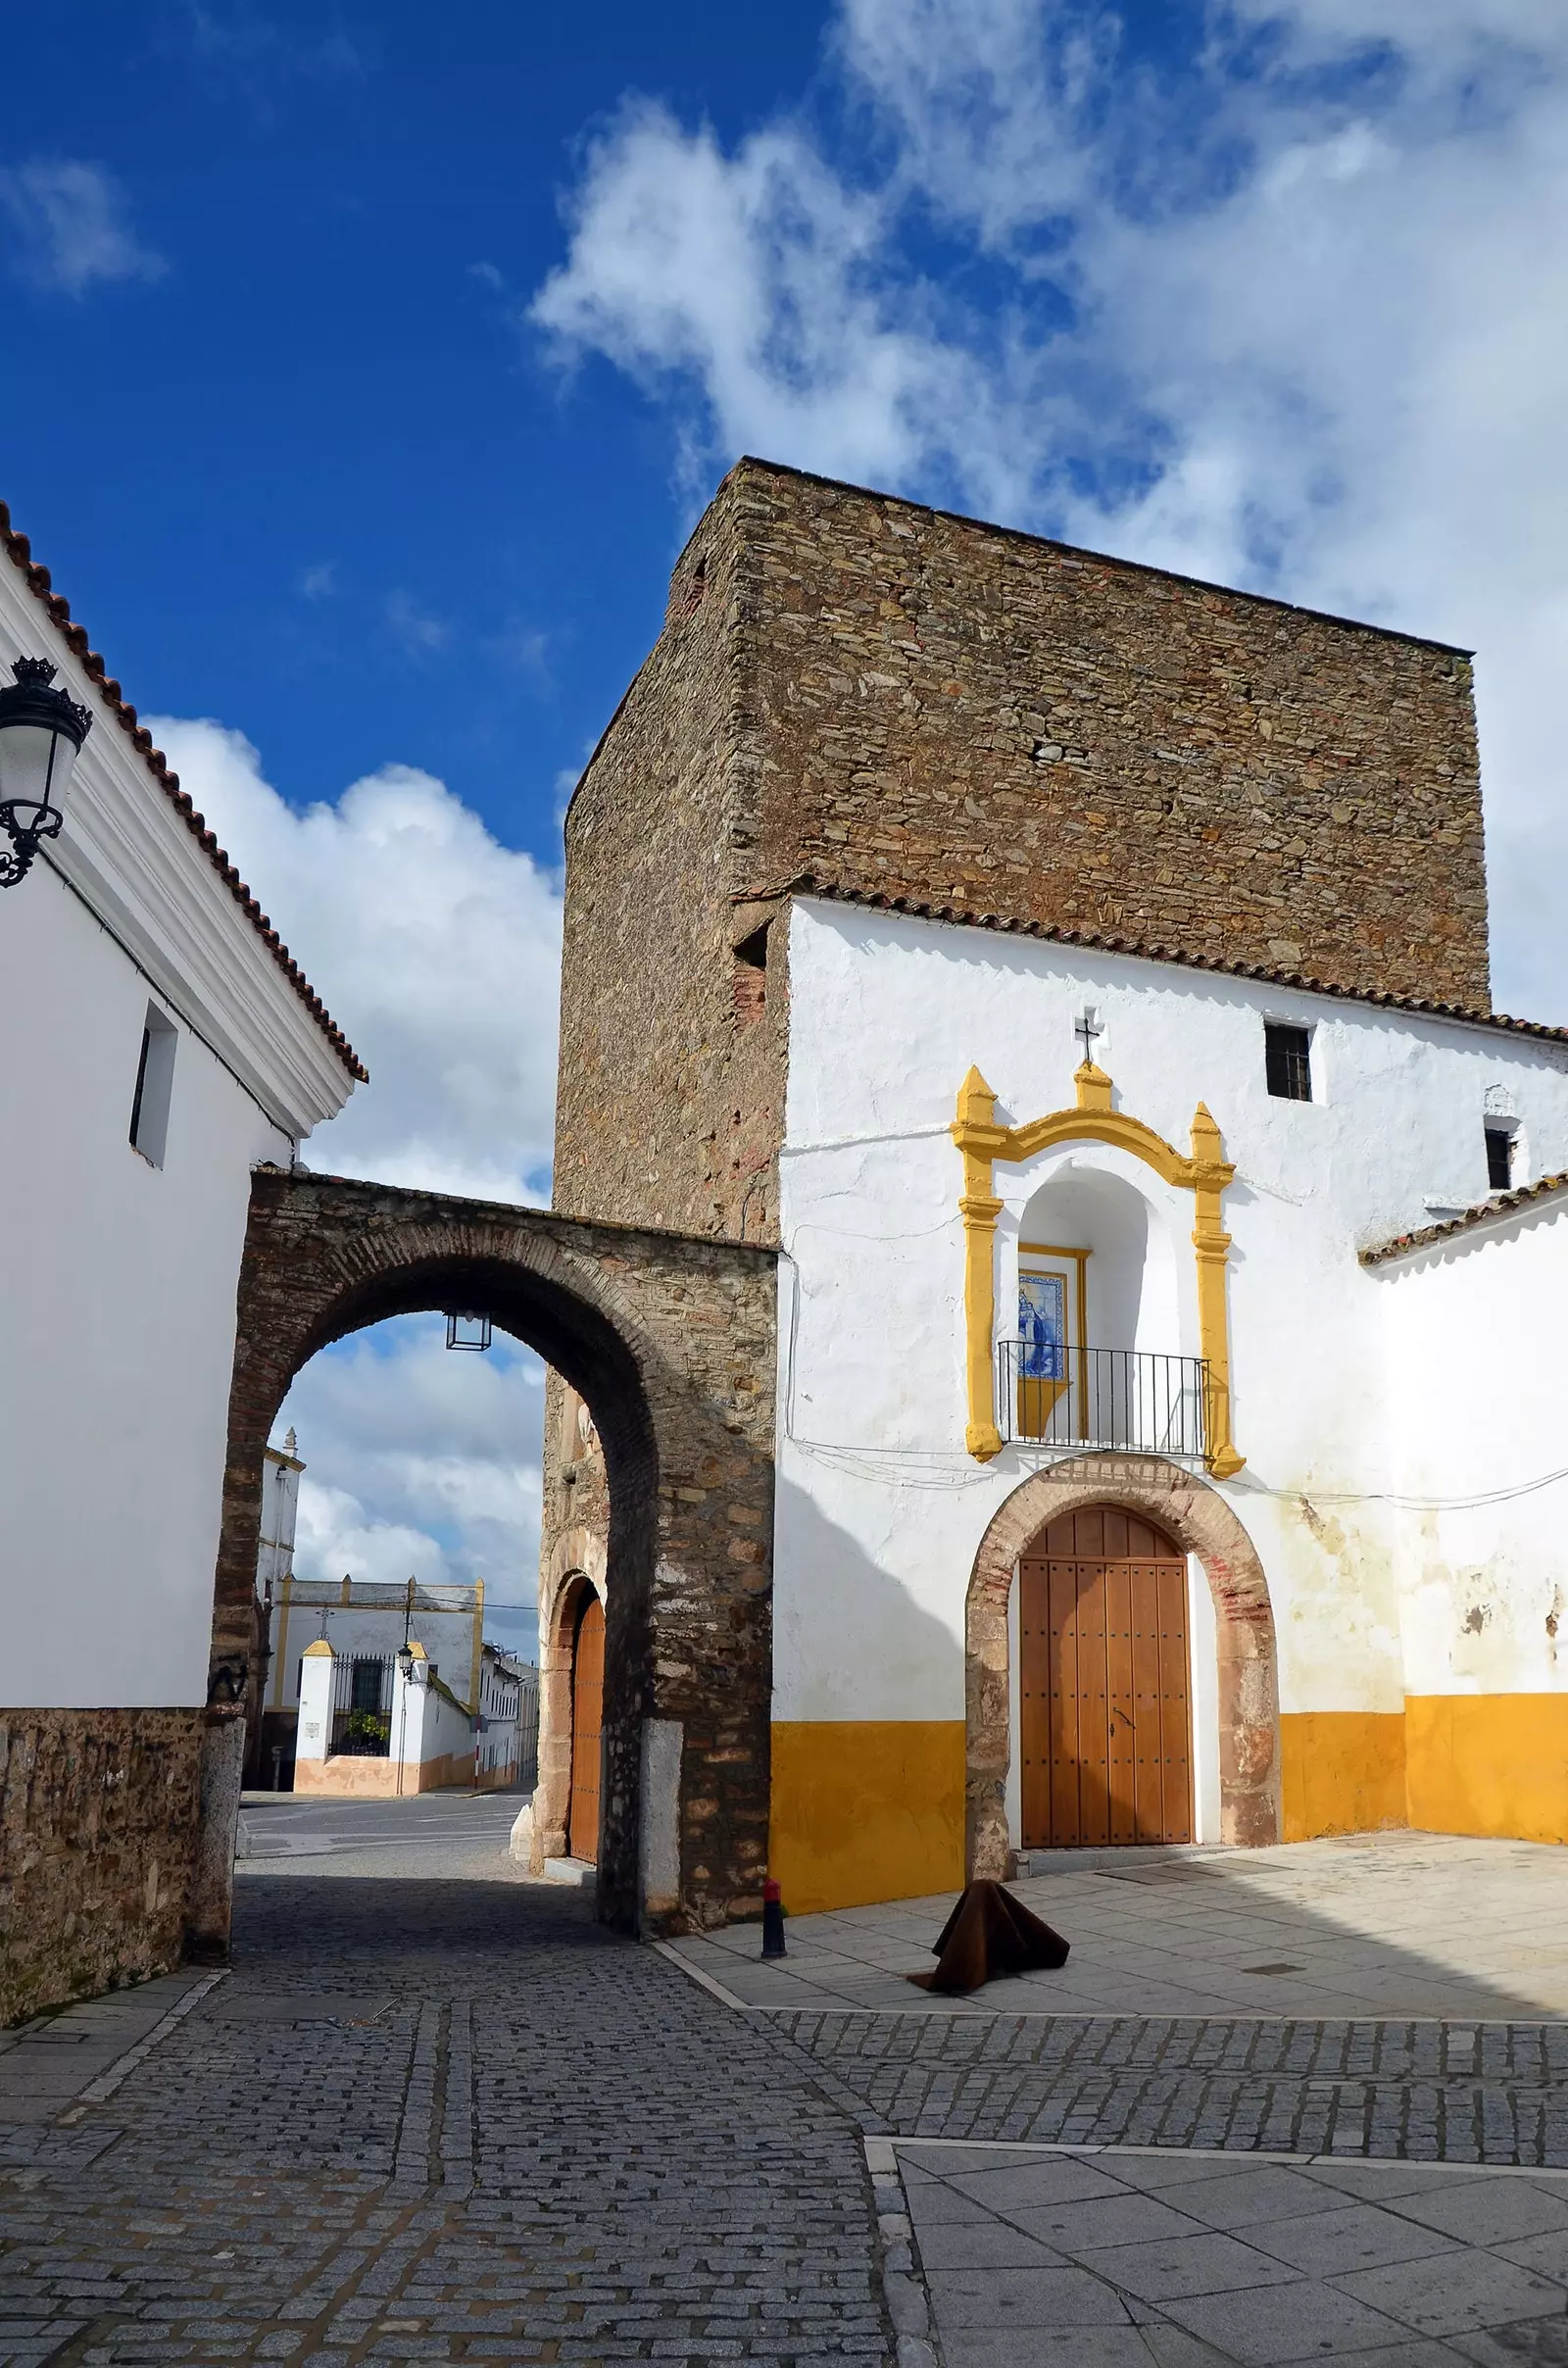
[[761, 1877, 787, 1959]]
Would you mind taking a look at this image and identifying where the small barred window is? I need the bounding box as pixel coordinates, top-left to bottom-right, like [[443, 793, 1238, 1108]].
[[1264, 1021, 1312, 1102]]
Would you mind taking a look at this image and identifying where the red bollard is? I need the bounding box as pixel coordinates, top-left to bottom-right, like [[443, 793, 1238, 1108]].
[[761, 1876, 787, 1959]]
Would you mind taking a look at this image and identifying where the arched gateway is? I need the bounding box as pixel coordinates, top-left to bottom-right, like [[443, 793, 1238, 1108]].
[[966, 1455, 1281, 1881], [194, 1166, 777, 1953]]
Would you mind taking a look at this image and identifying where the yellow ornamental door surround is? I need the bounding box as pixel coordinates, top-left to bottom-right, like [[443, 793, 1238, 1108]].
[[952, 1059, 1244, 1478]]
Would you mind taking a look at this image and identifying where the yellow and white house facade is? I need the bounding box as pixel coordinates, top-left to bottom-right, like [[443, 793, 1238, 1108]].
[[768, 892, 1568, 1912]]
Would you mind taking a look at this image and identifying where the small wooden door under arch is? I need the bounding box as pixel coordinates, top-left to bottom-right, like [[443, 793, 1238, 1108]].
[[568, 1593, 605, 1864], [1020, 1505, 1193, 1847]]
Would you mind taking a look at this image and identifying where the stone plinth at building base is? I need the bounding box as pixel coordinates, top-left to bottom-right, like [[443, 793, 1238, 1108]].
[[0, 1707, 204, 2026]]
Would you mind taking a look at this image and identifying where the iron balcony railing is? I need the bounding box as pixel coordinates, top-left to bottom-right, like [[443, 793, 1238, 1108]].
[[997, 1340, 1211, 1463], [330, 1652, 396, 1757]]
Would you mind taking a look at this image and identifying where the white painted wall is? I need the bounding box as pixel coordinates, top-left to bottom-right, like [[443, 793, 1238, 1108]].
[[1378, 1196, 1568, 1699], [0, 570, 356, 1711], [2, 861, 295, 1706], [774, 898, 1568, 1744], [415, 1672, 477, 1770], [295, 1651, 333, 1763]]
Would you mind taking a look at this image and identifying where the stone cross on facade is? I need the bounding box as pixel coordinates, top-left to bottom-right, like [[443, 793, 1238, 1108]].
[[1075, 1007, 1102, 1064]]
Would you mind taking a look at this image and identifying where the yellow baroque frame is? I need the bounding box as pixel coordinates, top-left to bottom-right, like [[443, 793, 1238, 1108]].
[[952, 1059, 1243, 1477]]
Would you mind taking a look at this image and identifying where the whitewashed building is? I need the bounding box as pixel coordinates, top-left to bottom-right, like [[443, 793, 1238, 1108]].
[[767, 892, 1568, 1908], [479, 1646, 537, 1789], [265, 1576, 534, 1795], [543, 459, 1568, 1920], [0, 499, 362, 2020]]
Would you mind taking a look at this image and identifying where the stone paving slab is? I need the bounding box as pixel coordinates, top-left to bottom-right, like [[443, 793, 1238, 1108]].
[[886, 2141, 1568, 2366], [674, 1834, 1568, 2023], [0, 1971, 217, 2127]]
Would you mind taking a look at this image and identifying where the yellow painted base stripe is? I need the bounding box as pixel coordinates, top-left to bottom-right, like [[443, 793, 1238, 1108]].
[[769, 1720, 964, 1915], [1281, 1710, 1407, 1843], [771, 1699, 1568, 1909], [1405, 1694, 1568, 1846]]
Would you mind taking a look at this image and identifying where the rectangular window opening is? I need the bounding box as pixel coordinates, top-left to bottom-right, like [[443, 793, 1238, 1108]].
[[1485, 1123, 1516, 1192], [129, 1002, 177, 1165], [350, 1657, 386, 1713], [1264, 1020, 1312, 1103], [732, 923, 769, 1024]]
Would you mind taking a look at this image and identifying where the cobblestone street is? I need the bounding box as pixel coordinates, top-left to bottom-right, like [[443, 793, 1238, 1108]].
[[0, 1854, 889, 2367], [9, 1828, 1568, 2365]]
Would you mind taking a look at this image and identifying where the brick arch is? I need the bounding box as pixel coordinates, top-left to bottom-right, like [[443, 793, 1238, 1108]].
[[965, 1455, 1280, 1879], [200, 1167, 777, 1953]]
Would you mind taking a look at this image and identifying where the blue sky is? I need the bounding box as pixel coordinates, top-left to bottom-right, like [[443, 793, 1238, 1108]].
[[11, 0, 1568, 1660], [2, 0, 831, 859]]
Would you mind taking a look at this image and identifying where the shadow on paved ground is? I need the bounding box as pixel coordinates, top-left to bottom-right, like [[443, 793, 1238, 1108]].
[[683, 1833, 1568, 2023], [0, 1873, 891, 2365]]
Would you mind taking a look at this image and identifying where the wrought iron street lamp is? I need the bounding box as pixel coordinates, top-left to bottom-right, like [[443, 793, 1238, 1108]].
[[0, 657, 92, 888]]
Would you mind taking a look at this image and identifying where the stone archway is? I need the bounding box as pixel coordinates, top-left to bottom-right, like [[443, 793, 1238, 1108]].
[[194, 1166, 776, 1955], [966, 1454, 1279, 1879]]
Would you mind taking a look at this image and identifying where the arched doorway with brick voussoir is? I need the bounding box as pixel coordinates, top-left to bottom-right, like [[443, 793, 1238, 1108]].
[[192, 1166, 777, 1960], [965, 1455, 1280, 1882], [537, 1532, 610, 1871], [568, 1590, 606, 1861]]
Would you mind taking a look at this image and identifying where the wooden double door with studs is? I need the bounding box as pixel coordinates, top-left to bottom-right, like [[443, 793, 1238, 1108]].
[[1020, 1506, 1194, 1848]]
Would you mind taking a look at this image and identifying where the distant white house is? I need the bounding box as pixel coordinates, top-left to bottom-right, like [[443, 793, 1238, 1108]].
[[0, 496, 362, 2022], [479, 1645, 539, 1790], [261, 1565, 539, 1795]]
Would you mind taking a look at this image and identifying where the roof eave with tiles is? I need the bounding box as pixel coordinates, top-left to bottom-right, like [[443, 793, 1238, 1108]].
[[1361, 1173, 1568, 1266], [0, 499, 367, 1083], [763, 873, 1568, 1049]]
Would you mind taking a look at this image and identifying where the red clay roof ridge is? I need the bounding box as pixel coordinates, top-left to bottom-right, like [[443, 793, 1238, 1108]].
[[0, 498, 367, 1084], [1360, 1173, 1568, 1266], [764, 872, 1566, 1046]]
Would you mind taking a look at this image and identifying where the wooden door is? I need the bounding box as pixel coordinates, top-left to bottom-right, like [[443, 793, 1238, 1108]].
[[568, 1594, 605, 1863], [1019, 1506, 1193, 1848]]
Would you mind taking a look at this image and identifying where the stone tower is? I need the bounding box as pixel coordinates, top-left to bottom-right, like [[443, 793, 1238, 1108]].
[[553, 457, 1489, 1249], [538, 457, 1492, 1883]]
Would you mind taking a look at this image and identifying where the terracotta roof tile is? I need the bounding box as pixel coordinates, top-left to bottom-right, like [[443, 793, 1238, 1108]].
[[0, 500, 367, 1083], [1360, 1173, 1568, 1266], [763, 873, 1568, 1048]]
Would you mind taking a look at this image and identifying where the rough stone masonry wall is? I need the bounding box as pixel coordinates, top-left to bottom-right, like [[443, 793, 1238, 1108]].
[[218, 1171, 777, 1934], [552, 498, 788, 1242], [731, 461, 1490, 1011], [0, 1709, 203, 2026]]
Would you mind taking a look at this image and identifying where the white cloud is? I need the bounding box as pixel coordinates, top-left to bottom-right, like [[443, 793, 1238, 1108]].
[[532, 0, 1568, 1019], [533, 100, 1013, 507], [0, 161, 167, 297], [383, 590, 451, 657], [149, 716, 562, 1201], [278, 1316, 544, 1662]]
